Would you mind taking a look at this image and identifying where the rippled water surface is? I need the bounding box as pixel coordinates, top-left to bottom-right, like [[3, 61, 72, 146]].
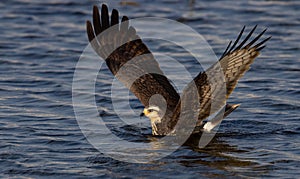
[[1, 0, 299, 178]]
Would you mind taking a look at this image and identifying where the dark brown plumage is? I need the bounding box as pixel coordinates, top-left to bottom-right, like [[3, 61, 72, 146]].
[[87, 4, 180, 122], [86, 4, 271, 136]]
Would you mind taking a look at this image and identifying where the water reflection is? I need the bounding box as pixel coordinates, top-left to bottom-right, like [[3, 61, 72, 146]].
[[87, 129, 270, 177], [184, 134, 253, 166]]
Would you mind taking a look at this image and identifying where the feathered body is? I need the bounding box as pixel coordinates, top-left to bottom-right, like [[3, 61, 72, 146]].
[[86, 4, 270, 136]]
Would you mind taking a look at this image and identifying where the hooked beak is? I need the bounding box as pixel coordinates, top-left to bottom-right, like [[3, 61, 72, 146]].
[[140, 109, 148, 117]]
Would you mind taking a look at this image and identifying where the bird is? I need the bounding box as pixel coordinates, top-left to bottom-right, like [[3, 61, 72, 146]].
[[86, 4, 271, 136]]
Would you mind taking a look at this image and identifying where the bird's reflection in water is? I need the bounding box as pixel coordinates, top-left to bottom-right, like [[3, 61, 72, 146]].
[[141, 126, 263, 168], [181, 133, 253, 168], [90, 124, 270, 176], [166, 133, 270, 177]]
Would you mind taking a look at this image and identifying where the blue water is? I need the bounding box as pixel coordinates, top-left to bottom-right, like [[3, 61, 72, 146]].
[[1, 0, 299, 178]]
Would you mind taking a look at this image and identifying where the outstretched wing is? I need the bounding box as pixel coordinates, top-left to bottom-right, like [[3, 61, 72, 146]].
[[218, 25, 271, 98], [170, 26, 271, 128], [86, 4, 180, 113]]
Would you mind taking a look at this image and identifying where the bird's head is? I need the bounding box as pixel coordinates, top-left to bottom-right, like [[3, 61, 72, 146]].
[[140, 105, 163, 124]]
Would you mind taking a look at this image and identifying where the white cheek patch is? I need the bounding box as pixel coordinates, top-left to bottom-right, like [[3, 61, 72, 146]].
[[148, 106, 160, 112]]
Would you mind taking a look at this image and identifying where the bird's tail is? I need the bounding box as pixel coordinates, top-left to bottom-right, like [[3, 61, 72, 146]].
[[193, 103, 240, 133]]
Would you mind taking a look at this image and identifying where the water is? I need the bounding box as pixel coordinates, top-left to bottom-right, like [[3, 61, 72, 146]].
[[1, 0, 299, 178]]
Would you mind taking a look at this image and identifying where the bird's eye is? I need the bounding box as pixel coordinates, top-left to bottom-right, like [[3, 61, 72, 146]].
[[148, 109, 153, 113]]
